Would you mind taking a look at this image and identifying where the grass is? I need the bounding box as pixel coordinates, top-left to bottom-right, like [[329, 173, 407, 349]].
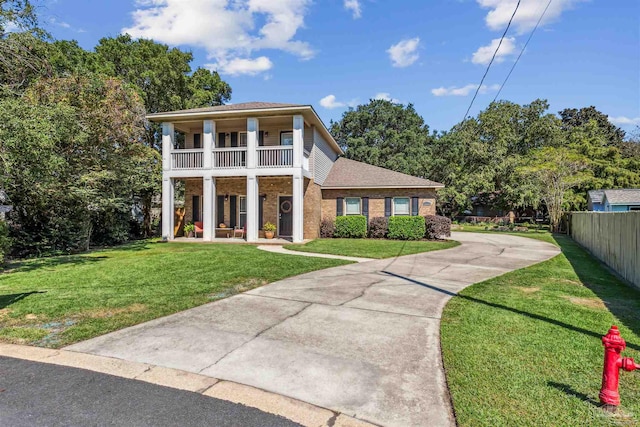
[[283, 238, 460, 259], [441, 234, 640, 426], [0, 241, 350, 348]]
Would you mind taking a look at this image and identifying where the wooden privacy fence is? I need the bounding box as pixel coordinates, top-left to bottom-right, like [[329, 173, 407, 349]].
[[570, 212, 640, 289]]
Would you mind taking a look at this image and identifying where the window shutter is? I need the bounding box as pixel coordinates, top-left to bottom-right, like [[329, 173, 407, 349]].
[[385, 197, 392, 217], [362, 197, 369, 223], [230, 132, 238, 147], [336, 197, 344, 216], [218, 133, 226, 148], [412, 197, 419, 216], [229, 195, 237, 228], [217, 195, 225, 226], [258, 130, 265, 146], [259, 196, 264, 229]]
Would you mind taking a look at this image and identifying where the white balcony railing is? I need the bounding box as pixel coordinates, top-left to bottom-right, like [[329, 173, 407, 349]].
[[213, 147, 246, 169], [257, 146, 293, 168], [171, 149, 203, 169]]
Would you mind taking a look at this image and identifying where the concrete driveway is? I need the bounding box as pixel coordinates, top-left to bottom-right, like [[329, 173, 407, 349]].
[[67, 232, 560, 427]]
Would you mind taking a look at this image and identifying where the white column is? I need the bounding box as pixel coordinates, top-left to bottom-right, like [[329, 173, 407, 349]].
[[246, 174, 259, 242], [247, 117, 259, 169], [162, 177, 174, 241], [162, 122, 174, 171], [292, 172, 304, 243], [203, 176, 215, 241], [293, 115, 304, 169], [203, 120, 215, 169]]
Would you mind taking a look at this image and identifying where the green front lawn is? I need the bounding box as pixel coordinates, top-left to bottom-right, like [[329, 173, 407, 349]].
[[441, 235, 640, 426], [0, 241, 350, 348], [284, 238, 460, 259]]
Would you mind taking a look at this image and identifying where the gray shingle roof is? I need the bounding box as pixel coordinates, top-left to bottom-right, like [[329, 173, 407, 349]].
[[588, 189, 605, 204], [322, 158, 444, 189], [603, 189, 640, 205], [147, 102, 304, 117]]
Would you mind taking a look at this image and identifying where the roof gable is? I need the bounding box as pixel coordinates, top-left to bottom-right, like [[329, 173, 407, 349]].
[[322, 158, 443, 189], [603, 189, 640, 205]]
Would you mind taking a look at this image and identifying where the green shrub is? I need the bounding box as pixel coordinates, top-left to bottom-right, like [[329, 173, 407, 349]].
[[335, 215, 367, 238], [387, 216, 425, 240], [368, 216, 388, 238], [0, 220, 11, 265], [424, 215, 451, 239]]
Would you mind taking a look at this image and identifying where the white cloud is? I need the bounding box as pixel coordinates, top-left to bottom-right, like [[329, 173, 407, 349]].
[[471, 36, 516, 65], [344, 0, 361, 19], [477, 0, 583, 34], [387, 37, 420, 68], [319, 95, 345, 109], [431, 84, 500, 97], [319, 95, 359, 109], [123, 0, 313, 76], [374, 92, 401, 103], [208, 56, 273, 76], [609, 116, 640, 126]]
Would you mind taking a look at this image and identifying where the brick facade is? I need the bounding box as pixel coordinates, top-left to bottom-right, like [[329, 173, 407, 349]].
[[183, 176, 322, 239], [321, 188, 437, 221]]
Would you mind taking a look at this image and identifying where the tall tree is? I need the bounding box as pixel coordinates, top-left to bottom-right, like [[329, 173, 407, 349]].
[[559, 106, 626, 147], [94, 34, 232, 235], [518, 147, 590, 232], [330, 99, 433, 178]]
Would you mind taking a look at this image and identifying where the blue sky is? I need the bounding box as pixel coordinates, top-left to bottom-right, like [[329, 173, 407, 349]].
[[39, 0, 639, 133]]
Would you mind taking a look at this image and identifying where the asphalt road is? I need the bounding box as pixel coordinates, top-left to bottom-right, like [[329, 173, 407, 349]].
[[0, 356, 301, 427]]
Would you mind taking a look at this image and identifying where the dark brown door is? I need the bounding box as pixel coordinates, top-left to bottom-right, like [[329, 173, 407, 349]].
[[279, 196, 293, 237]]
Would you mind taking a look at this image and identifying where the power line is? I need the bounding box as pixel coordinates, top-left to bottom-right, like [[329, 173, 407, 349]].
[[493, 0, 554, 102], [462, 0, 521, 122]]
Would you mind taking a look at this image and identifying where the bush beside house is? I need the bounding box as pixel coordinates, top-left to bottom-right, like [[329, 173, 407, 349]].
[[335, 215, 367, 238], [320, 218, 335, 238], [368, 217, 388, 238], [425, 215, 452, 239], [387, 216, 426, 240]]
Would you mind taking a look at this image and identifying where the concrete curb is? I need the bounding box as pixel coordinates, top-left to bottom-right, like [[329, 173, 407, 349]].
[[257, 245, 375, 263], [0, 343, 378, 427]]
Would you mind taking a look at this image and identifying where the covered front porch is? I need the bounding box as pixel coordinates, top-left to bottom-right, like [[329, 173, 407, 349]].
[[163, 175, 305, 243]]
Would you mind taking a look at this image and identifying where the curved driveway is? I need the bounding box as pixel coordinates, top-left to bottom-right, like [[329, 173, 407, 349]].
[[67, 232, 560, 427]]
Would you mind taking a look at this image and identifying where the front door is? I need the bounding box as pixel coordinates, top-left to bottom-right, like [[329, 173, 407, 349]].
[[278, 196, 293, 237]]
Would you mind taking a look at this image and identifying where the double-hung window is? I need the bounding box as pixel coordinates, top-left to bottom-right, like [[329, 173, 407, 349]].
[[345, 197, 361, 215], [393, 197, 410, 216], [239, 132, 247, 147]]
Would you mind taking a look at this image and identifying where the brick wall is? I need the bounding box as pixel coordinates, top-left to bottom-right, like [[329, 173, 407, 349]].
[[303, 178, 322, 239], [321, 188, 438, 221]]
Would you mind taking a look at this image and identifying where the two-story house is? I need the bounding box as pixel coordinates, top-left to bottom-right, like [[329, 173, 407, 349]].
[[149, 102, 443, 243]]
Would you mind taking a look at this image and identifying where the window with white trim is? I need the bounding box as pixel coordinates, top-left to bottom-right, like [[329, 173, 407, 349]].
[[345, 197, 361, 215], [239, 132, 247, 147], [393, 197, 410, 216], [281, 131, 294, 146]]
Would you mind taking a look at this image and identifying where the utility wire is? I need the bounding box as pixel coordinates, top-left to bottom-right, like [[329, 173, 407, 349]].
[[462, 0, 521, 121], [493, 0, 554, 101]]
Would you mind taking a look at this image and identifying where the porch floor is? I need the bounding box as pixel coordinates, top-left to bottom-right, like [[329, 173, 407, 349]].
[[172, 237, 298, 245]]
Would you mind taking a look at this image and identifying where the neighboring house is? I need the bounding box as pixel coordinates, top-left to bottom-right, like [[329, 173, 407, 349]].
[[148, 102, 443, 243], [601, 189, 640, 212], [587, 189, 605, 211]]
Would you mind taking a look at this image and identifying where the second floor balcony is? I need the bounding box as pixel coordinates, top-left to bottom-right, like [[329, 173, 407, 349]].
[[170, 145, 310, 170]]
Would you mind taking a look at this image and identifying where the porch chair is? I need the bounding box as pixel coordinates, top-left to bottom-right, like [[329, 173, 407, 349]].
[[233, 225, 246, 239], [194, 221, 204, 238]]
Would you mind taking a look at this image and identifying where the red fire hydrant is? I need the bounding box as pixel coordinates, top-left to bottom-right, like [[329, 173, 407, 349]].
[[599, 325, 640, 411]]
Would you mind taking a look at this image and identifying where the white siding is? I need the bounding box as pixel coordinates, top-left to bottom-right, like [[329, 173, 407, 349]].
[[312, 127, 338, 185]]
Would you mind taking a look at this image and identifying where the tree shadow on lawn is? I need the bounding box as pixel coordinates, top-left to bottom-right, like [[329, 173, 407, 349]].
[[555, 235, 640, 343], [3, 255, 108, 274], [0, 291, 47, 310]]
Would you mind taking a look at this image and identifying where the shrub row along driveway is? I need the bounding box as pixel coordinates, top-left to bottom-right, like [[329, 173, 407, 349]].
[[67, 233, 559, 427]]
